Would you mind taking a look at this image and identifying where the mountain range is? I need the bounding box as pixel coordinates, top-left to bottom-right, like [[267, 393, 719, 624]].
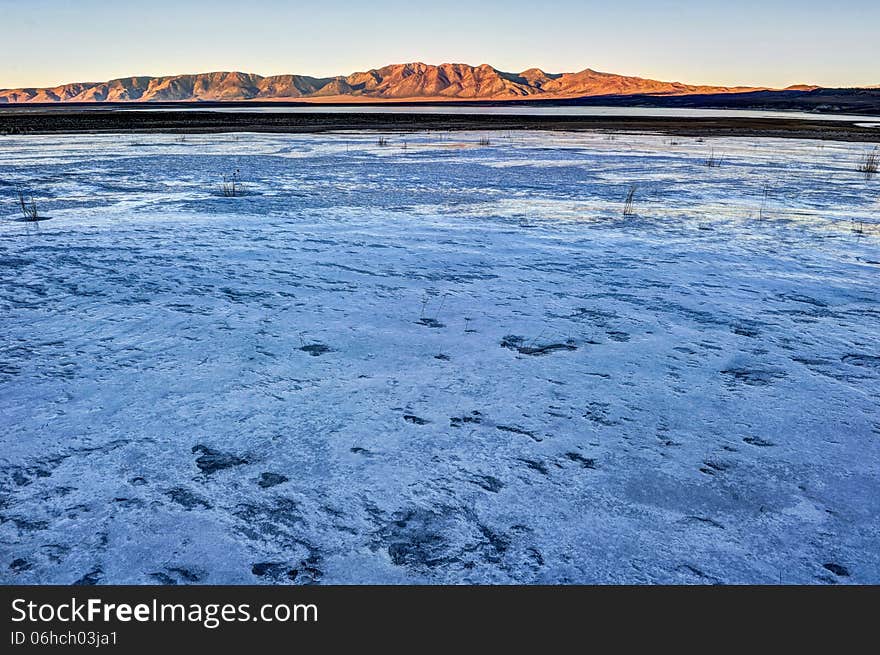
[[0, 62, 825, 104]]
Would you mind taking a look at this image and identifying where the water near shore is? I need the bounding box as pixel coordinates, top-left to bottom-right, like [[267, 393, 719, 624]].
[[137, 104, 880, 122], [13, 102, 875, 124]]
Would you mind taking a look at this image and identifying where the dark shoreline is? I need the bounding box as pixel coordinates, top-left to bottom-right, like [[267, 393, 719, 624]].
[[1, 109, 879, 142]]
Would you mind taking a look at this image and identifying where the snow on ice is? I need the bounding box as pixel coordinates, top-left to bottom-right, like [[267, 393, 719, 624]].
[[1, 130, 878, 584]]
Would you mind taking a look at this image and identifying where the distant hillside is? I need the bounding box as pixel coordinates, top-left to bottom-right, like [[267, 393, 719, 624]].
[[0, 62, 819, 104]]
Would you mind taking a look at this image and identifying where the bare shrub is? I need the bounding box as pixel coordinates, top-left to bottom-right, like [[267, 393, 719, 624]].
[[705, 150, 723, 167], [858, 148, 878, 181], [221, 170, 243, 197], [759, 183, 770, 220], [17, 189, 39, 221], [622, 185, 637, 217]]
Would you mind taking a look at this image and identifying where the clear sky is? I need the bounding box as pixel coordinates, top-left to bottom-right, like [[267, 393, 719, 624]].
[[2, 0, 878, 89]]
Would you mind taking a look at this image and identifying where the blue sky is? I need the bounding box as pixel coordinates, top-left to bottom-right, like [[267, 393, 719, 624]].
[[2, 0, 878, 88]]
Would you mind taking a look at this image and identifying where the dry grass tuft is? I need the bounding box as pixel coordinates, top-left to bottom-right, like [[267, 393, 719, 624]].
[[857, 148, 878, 181], [705, 150, 723, 168], [221, 170, 243, 197], [622, 185, 637, 217], [17, 189, 39, 221]]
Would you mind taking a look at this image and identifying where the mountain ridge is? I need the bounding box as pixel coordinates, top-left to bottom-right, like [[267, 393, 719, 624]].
[[0, 62, 832, 104]]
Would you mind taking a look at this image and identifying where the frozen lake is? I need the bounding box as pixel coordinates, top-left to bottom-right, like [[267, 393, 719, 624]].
[[1, 131, 879, 584], [118, 103, 880, 123]]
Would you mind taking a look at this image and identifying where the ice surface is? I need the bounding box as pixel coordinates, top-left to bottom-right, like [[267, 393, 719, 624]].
[[1, 130, 878, 584]]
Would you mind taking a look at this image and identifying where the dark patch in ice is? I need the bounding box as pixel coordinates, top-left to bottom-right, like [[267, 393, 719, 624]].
[[384, 509, 452, 569], [683, 516, 725, 529], [677, 564, 721, 584], [518, 458, 549, 475], [350, 447, 372, 456], [780, 293, 828, 308], [469, 474, 504, 493], [500, 335, 577, 356], [564, 452, 597, 469], [233, 497, 304, 543], [167, 566, 207, 583], [166, 487, 212, 510], [0, 255, 34, 268], [73, 568, 103, 586], [113, 497, 145, 508], [149, 572, 177, 585], [477, 524, 510, 563], [251, 558, 321, 583], [319, 262, 380, 277], [288, 554, 324, 584], [130, 476, 148, 486], [583, 402, 618, 426], [0, 362, 22, 377], [416, 318, 445, 328], [822, 562, 850, 577], [403, 414, 430, 425], [300, 343, 332, 356], [720, 367, 787, 386], [792, 356, 834, 366], [568, 307, 618, 326], [771, 306, 836, 321], [64, 503, 92, 519], [192, 444, 248, 474], [434, 353, 451, 360], [374, 502, 518, 572], [743, 436, 774, 447], [258, 472, 289, 488], [650, 301, 728, 327], [527, 547, 545, 567], [4, 517, 49, 532], [41, 544, 69, 563], [220, 287, 273, 303], [606, 331, 631, 342], [2, 454, 69, 490], [496, 425, 540, 441], [252, 562, 290, 579], [699, 460, 729, 476], [732, 323, 761, 338], [841, 353, 880, 369], [9, 558, 32, 572], [321, 504, 345, 519], [450, 412, 482, 427]]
